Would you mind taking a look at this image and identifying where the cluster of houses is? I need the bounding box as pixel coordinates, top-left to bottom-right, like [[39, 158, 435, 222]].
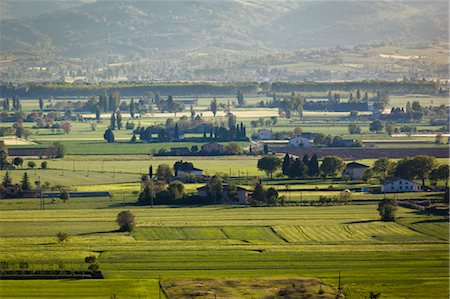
[[342, 161, 423, 193]]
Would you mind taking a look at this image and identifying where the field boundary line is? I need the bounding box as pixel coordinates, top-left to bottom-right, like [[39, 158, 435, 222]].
[[270, 226, 289, 243]]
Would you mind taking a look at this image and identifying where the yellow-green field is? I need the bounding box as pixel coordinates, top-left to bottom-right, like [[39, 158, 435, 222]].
[[0, 205, 448, 298]]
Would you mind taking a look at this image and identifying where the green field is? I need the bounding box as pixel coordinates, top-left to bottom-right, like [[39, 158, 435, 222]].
[[0, 205, 448, 298]]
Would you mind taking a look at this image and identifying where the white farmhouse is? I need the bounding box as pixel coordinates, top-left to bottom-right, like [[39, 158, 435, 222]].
[[258, 129, 273, 140], [288, 136, 311, 148], [381, 179, 422, 193]]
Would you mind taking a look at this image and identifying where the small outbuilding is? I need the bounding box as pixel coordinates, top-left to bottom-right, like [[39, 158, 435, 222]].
[[342, 162, 370, 179], [288, 136, 311, 148], [257, 129, 273, 140]]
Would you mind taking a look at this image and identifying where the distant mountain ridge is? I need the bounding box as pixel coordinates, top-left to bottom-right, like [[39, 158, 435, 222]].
[[1, 0, 447, 60]]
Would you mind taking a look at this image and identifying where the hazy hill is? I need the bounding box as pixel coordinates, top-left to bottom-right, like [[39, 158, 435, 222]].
[[262, 1, 449, 49], [1, 0, 447, 60]]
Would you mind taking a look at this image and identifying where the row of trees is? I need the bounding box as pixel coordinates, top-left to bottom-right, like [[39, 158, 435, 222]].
[[257, 154, 345, 179]]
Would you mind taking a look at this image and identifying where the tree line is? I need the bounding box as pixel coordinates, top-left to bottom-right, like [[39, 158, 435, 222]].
[[1, 80, 445, 98]]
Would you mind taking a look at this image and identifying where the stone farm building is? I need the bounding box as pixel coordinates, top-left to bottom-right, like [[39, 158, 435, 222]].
[[381, 179, 422, 193], [258, 129, 273, 140], [288, 136, 311, 148], [177, 167, 203, 177], [197, 184, 251, 204], [342, 162, 370, 179]]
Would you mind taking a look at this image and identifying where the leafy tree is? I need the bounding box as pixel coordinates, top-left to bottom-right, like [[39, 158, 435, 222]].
[[116, 210, 136, 232], [236, 90, 245, 106], [361, 168, 373, 183], [168, 181, 185, 201], [429, 164, 449, 187], [41, 161, 48, 169], [385, 123, 395, 135], [224, 142, 242, 155], [156, 164, 173, 182], [320, 156, 345, 178], [257, 156, 281, 178], [61, 121, 72, 135], [206, 175, 223, 205], [373, 157, 395, 182], [395, 156, 436, 187], [13, 157, 23, 168], [103, 128, 115, 143], [252, 182, 266, 204], [314, 133, 326, 146], [191, 145, 198, 153], [99, 94, 108, 112], [110, 113, 116, 130], [84, 255, 97, 264], [21, 172, 31, 190], [348, 123, 361, 134], [369, 120, 384, 133], [27, 161, 36, 169], [60, 190, 70, 202], [394, 158, 416, 181], [95, 106, 101, 121], [378, 198, 397, 221], [293, 126, 303, 135], [435, 133, 444, 144], [138, 185, 152, 205], [51, 142, 65, 158], [227, 113, 237, 130], [14, 122, 30, 139], [210, 98, 218, 117], [308, 154, 319, 177], [2, 171, 11, 187], [56, 231, 69, 243], [109, 91, 121, 112], [267, 187, 279, 206], [116, 111, 123, 130]]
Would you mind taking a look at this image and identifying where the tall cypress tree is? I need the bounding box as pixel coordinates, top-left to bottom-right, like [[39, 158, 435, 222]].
[[308, 153, 319, 177], [302, 154, 309, 166], [21, 172, 31, 190], [110, 113, 116, 130], [130, 98, 135, 118], [116, 111, 123, 130], [39, 96, 44, 111], [282, 153, 292, 176]]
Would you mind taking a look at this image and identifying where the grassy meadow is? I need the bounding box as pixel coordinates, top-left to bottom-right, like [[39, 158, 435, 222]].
[[0, 92, 448, 298], [0, 205, 448, 298]]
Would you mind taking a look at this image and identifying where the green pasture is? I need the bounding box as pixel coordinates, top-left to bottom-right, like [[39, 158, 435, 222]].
[[0, 205, 448, 298]]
